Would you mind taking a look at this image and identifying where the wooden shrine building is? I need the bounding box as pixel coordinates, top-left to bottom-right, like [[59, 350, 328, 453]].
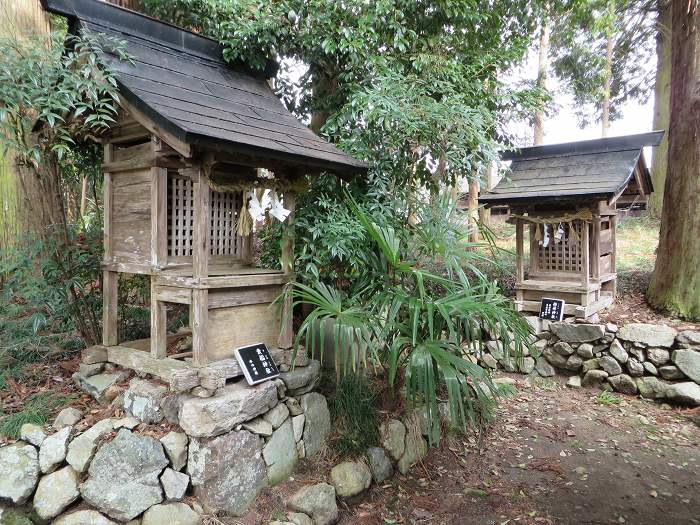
[[42, 0, 366, 387], [480, 132, 663, 318]]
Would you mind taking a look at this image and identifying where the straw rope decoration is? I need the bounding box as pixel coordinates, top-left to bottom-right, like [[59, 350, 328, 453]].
[[511, 209, 593, 244]]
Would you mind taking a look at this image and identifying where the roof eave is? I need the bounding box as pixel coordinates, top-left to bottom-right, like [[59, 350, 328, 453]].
[[479, 192, 614, 207]]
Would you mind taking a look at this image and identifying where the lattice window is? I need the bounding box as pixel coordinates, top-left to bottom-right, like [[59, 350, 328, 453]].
[[537, 221, 584, 272], [167, 174, 245, 258], [168, 175, 194, 257]]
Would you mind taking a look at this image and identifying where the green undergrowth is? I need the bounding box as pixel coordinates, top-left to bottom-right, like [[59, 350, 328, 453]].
[[327, 374, 380, 456], [0, 392, 76, 439]]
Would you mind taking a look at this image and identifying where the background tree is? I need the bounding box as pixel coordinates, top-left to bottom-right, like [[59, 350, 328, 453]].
[[551, 0, 656, 137], [647, 0, 700, 320]]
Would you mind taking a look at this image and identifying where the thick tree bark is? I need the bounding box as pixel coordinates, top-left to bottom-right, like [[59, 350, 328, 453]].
[[647, 0, 700, 320], [649, 0, 672, 217], [533, 15, 550, 146], [601, 33, 614, 138]]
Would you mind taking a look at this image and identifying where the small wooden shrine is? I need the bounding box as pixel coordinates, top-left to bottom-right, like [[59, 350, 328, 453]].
[[480, 132, 663, 318], [43, 0, 366, 387]]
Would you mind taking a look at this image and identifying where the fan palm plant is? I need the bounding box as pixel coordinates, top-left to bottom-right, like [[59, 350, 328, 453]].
[[287, 191, 531, 443]]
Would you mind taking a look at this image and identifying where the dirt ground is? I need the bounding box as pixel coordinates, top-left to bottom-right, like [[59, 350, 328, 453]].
[[240, 374, 700, 525]]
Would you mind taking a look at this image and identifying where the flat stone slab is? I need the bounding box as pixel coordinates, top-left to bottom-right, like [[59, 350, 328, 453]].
[[300, 393, 330, 457], [53, 510, 117, 525], [178, 381, 278, 438], [672, 349, 700, 384], [263, 419, 298, 485], [73, 371, 129, 403], [550, 323, 605, 343], [66, 419, 114, 473], [617, 323, 678, 348]]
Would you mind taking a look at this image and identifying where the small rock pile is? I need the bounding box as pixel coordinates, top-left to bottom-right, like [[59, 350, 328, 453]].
[[481, 318, 700, 406], [1, 351, 332, 522]]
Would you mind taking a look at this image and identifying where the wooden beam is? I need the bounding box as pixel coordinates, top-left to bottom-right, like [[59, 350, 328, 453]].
[[118, 97, 192, 158]]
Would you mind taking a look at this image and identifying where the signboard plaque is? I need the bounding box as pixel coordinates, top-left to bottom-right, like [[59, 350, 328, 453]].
[[539, 298, 565, 321], [234, 343, 280, 386]]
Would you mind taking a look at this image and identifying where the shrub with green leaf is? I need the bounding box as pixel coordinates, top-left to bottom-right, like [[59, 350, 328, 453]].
[[287, 192, 531, 444]]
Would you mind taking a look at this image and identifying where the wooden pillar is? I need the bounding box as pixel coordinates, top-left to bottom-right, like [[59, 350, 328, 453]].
[[102, 144, 118, 346], [150, 166, 168, 269], [581, 220, 590, 289], [610, 214, 618, 296], [191, 289, 208, 367], [191, 165, 210, 366], [150, 280, 167, 358], [591, 215, 601, 281], [278, 191, 296, 349], [515, 219, 524, 284]]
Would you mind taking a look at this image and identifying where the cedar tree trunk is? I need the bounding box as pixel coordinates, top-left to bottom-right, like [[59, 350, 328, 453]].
[[533, 15, 550, 146], [647, 0, 700, 320]]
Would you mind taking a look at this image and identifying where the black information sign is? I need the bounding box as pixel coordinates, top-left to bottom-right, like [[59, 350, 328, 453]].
[[539, 297, 565, 321], [234, 343, 280, 386]]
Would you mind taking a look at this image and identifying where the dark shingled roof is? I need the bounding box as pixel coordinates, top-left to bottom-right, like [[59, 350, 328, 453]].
[[480, 131, 664, 205], [41, 0, 368, 174]]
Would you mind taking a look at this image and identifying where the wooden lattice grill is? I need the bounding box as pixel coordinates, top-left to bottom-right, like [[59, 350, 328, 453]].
[[536, 221, 584, 272], [167, 174, 244, 257]]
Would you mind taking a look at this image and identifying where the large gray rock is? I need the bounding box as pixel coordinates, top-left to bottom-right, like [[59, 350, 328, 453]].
[[626, 358, 644, 377], [672, 349, 700, 384], [582, 358, 600, 372], [330, 461, 371, 498], [72, 371, 129, 403], [617, 323, 677, 348], [643, 361, 658, 376], [300, 393, 331, 457], [609, 339, 628, 364], [123, 378, 167, 424], [519, 356, 536, 374], [32, 466, 80, 520], [188, 430, 267, 515], [0, 507, 33, 525], [141, 503, 200, 525], [66, 418, 114, 473], [576, 343, 594, 359], [263, 419, 298, 485], [263, 403, 290, 430], [600, 355, 622, 376], [366, 447, 393, 484], [481, 353, 497, 369], [279, 360, 321, 395], [160, 431, 188, 471], [535, 357, 556, 377], [552, 341, 575, 356], [565, 354, 583, 372], [81, 429, 168, 521], [160, 468, 189, 502], [287, 483, 338, 525], [542, 347, 568, 369], [647, 348, 670, 366], [292, 414, 305, 442], [608, 374, 637, 395], [659, 365, 685, 380], [636, 377, 669, 399], [582, 370, 609, 388], [379, 419, 406, 461], [550, 323, 605, 343], [287, 512, 314, 525], [52, 407, 83, 431], [53, 510, 116, 525], [0, 442, 39, 504], [398, 429, 428, 475], [666, 382, 700, 406], [178, 381, 278, 438], [39, 426, 72, 473], [677, 330, 700, 347], [20, 424, 46, 447], [242, 417, 274, 437]]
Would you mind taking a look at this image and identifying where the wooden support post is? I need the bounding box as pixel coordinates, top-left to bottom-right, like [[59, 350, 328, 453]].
[[581, 221, 590, 288], [278, 191, 296, 349], [610, 214, 618, 297], [591, 215, 601, 280], [151, 165, 168, 269], [150, 278, 167, 358], [193, 166, 210, 280], [529, 223, 539, 276], [191, 289, 209, 367], [515, 219, 524, 284], [102, 270, 118, 346], [102, 143, 118, 346]]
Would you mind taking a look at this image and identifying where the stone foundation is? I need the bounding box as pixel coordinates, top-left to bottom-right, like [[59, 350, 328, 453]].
[[481, 318, 700, 406], [0, 349, 331, 524]]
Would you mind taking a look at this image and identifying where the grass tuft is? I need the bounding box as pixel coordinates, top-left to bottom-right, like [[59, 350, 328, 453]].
[[328, 374, 380, 456], [595, 391, 622, 406], [0, 392, 75, 439]]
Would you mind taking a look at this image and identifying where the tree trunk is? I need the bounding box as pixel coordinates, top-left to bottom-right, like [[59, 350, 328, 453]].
[[533, 15, 550, 146], [649, 0, 672, 217], [467, 178, 479, 244], [309, 68, 337, 134], [601, 32, 614, 138], [80, 176, 89, 221], [647, 0, 700, 320]]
